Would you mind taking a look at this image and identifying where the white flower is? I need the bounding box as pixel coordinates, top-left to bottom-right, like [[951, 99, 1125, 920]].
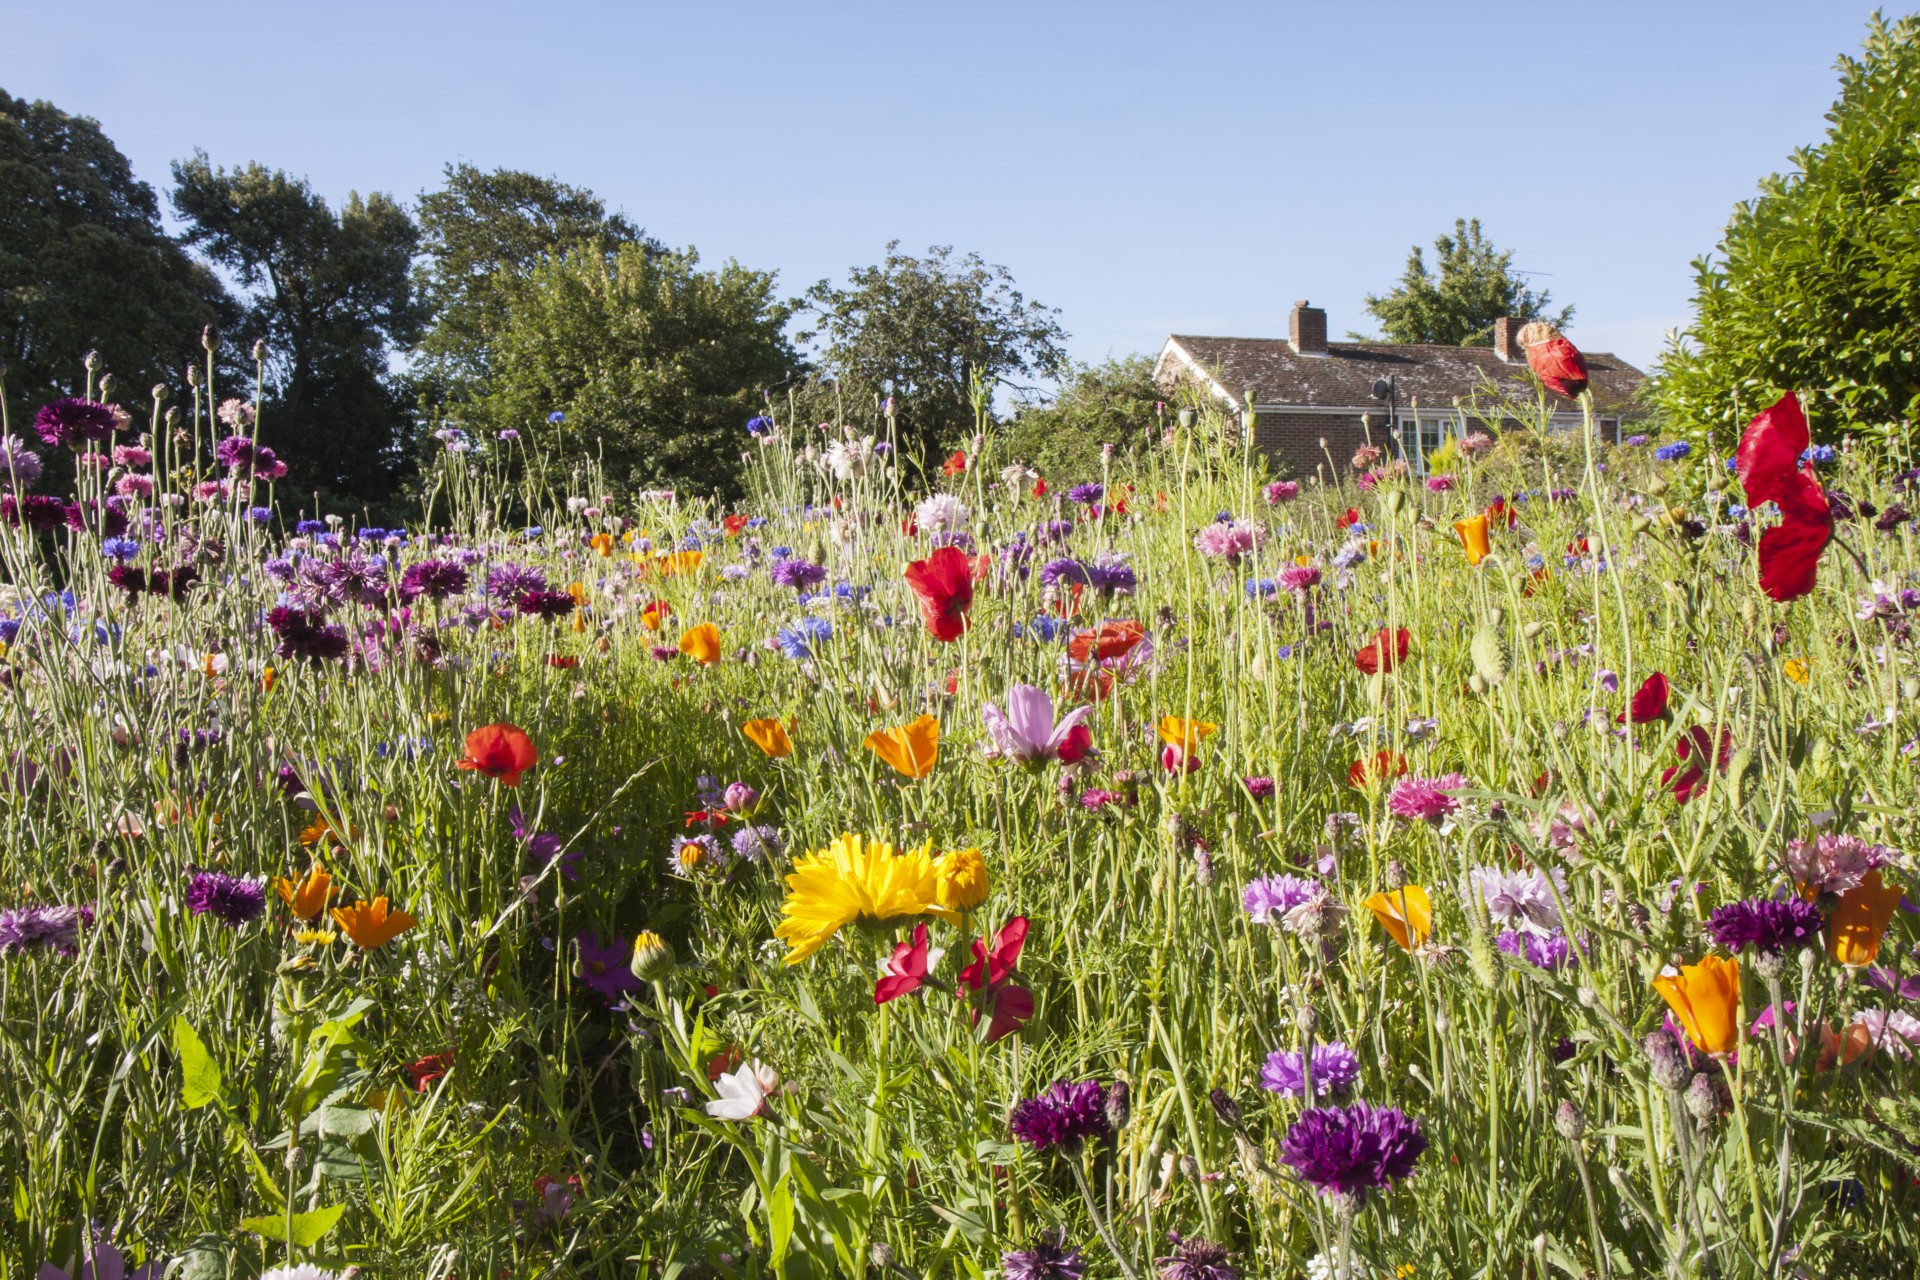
[[1466, 866, 1565, 936], [1852, 1009, 1920, 1059], [823, 436, 876, 480], [707, 1059, 781, 1120], [914, 493, 969, 533]]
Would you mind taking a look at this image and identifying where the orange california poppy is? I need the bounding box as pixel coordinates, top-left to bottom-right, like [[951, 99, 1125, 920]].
[[456, 723, 539, 786], [1156, 716, 1217, 754], [589, 533, 616, 556], [261, 664, 277, 692], [640, 600, 673, 631], [741, 718, 794, 758], [274, 866, 335, 922], [1348, 749, 1409, 788], [1452, 513, 1491, 566], [1652, 955, 1741, 1054], [864, 714, 940, 779], [331, 897, 418, 950], [1362, 885, 1433, 951], [1828, 870, 1905, 967], [678, 623, 722, 667], [1068, 620, 1146, 663]]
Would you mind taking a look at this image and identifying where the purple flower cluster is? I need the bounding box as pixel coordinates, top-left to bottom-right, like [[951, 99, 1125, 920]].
[[1066, 482, 1104, 505], [0, 904, 87, 954], [1156, 1234, 1240, 1280], [517, 588, 578, 621], [266, 606, 351, 663], [33, 398, 122, 448], [1008, 1079, 1110, 1153], [1705, 896, 1825, 954], [486, 563, 549, 603], [399, 558, 470, 602], [1242, 874, 1319, 924], [1497, 929, 1574, 970], [184, 871, 266, 926], [770, 557, 827, 591], [1001, 1229, 1085, 1280], [1260, 1041, 1361, 1099], [1086, 551, 1136, 594], [1278, 1101, 1427, 1204]]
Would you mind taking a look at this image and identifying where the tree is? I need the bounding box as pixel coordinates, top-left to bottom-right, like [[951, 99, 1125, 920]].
[[1361, 218, 1570, 346], [1652, 15, 1920, 447], [465, 242, 797, 498], [0, 91, 228, 429], [1001, 355, 1164, 480], [172, 152, 423, 502], [415, 164, 660, 392], [801, 243, 1070, 464]]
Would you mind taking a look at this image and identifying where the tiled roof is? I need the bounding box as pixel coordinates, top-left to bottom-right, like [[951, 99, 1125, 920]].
[[1158, 334, 1647, 417]]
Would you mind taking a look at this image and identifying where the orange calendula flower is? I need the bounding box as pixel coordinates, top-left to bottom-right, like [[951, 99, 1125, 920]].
[[275, 866, 335, 921], [1362, 885, 1432, 951], [864, 714, 940, 779], [742, 718, 794, 758], [1828, 870, 1904, 967], [331, 897, 418, 950], [1156, 717, 1217, 754], [678, 623, 722, 666], [1452, 512, 1491, 566], [1653, 955, 1741, 1054]]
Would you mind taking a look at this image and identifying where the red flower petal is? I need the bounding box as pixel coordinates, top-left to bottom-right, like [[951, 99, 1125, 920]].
[[1757, 514, 1833, 603]]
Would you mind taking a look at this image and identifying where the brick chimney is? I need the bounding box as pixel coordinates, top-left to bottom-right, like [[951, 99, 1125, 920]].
[[1493, 316, 1523, 363], [1288, 300, 1328, 356]]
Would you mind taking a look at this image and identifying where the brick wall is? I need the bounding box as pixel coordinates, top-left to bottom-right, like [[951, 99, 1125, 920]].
[[1249, 411, 1375, 481]]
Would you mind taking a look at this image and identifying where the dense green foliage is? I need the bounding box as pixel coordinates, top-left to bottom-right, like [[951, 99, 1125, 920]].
[[1652, 14, 1920, 450], [0, 91, 226, 435], [1000, 355, 1168, 480], [1360, 217, 1571, 346]]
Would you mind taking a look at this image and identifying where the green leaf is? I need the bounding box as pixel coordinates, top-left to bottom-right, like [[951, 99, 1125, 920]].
[[240, 1203, 345, 1247], [300, 1104, 376, 1138], [766, 1172, 794, 1265], [172, 1016, 223, 1110]]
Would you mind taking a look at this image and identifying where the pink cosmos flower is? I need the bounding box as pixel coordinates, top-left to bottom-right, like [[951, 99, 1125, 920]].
[[1386, 773, 1467, 823], [981, 683, 1094, 764]]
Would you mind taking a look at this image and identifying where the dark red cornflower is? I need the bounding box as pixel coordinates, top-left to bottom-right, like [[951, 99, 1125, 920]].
[[904, 545, 974, 642], [1008, 1080, 1109, 1154], [1705, 897, 1824, 954], [1617, 672, 1671, 724], [516, 589, 578, 621], [1353, 627, 1411, 676], [1736, 393, 1833, 603], [32, 398, 121, 448]]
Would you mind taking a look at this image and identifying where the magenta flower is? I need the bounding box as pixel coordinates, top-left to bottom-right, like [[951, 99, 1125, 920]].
[[1193, 518, 1267, 562], [1009, 1080, 1110, 1154], [1278, 1101, 1427, 1204], [981, 684, 1093, 764], [1386, 773, 1467, 824], [1264, 480, 1300, 505], [1278, 563, 1321, 595], [574, 933, 643, 1002]]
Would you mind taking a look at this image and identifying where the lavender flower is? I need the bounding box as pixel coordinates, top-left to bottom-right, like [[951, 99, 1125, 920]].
[[486, 563, 549, 603], [1001, 1229, 1086, 1280], [0, 904, 86, 954], [1465, 865, 1564, 936], [1242, 874, 1319, 924], [0, 437, 43, 489], [731, 824, 784, 863], [1009, 1079, 1110, 1154], [1066, 482, 1104, 505], [1705, 897, 1825, 954], [185, 871, 266, 927], [1496, 929, 1574, 970], [1260, 1041, 1361, 1099], [1278, 1101, 1427, 1204], [1086, 551, 1136, 594]]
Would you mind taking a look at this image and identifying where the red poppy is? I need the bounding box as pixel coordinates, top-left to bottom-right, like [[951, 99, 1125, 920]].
[[901, 513, 918, 536], [943, 669, 960, 696], [1662, 725, 1733, 804], [904, 545, 974, 642], [1031, 477, 1048, 498], [1348, 749, 1408, 788], [959, 916, 1033, 1043], [684, 809, 731, 828], [723, 514, 750, 537], [875, 923, 932, 1004], [1055, 723, 1093, 765], [943, 450, 968, 477], [1048, 581, 1086, 619], [1567, 537, 1590, 556], [1735, 393, 1833, 603], [406, 1051, 454, 1093], [1335, 507, 1362, 531], [456, 723, 538, 786], [1526, 333, 1589, 399], [1353, 627, 1412, 676], [1068, 620, 1146, 663], [546, 655, 579, 669], [1617, 672, 1671, 724], [1486, 497, 1518, 530]]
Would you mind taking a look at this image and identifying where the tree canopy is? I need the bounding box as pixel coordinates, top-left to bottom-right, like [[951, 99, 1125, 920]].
[[1652, 14, 1920, 446], [172, 152, 423, 502], [1001, 355, 1164, 481], [1361, 218, 1570, 346], [801, 243, 1070, 464], [0, 90, 226, 428]]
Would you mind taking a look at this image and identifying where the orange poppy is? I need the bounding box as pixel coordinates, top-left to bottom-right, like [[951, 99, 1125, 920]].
[[274, 866, 335, 922], [456, 723, 539, 786], [1068, 620, 1146, 663], [1362, 885, 1433, 950], [864, 714, 940, 779], [588, 533, 616, 556], [331, 897, 418, 950], [1653, 955, 1741, 1054], [743, 718, 794, 758], [640, 600, 673, 631], [1828, 870, 1904, 967], [1348, 749, 1409, 788], [1452, 513, 1491, 566], [678, 623, 722, 667], [1156, 717, 1217, 754]]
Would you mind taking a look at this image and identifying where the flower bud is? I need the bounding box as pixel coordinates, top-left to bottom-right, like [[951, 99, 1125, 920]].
[[185, 364, 200, 387], [1643, 1031, 1689, 1093], [98, 374, 115, 399], [870, 1242, 895, 1271], [152, 383, 169, 404], [1208, 1087, 1242, 1129], [1295, 1005, 1318, 1034], [1384, 860, 1406, 891], [252, 338, 267, 362], [1684, 1073, 1717, 1123], [1105, 1079, 1132, 1131], [201, 324, 216, 351], [1554, 1100, 1586, 1141], [1752, 948, 1787, 982], [85, 349, 102, 372], [1193, 848, 1216, 887], [629, 930, 675, 981]]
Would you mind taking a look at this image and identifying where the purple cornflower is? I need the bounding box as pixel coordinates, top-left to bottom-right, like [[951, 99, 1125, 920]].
[[1066, 482, 1104, 505], [399, 559, 470, 602], [1039, 558, 1092, 588], [1001, 1228, 1085, 1280], [1155, 1234, 1240, 1280], [214, 435, 256, 470], [184, 871, 266, 927], [1705, 897, 1825, 954], [731, 824, 783, 863], [1242, 874, 1318, 925], [1086, 551, 1136, 594], [770, 557, 827, 591], [33, 398, 121, 448], [1386, 773, 1467, 824], [266, 607, 351, 663], [0, 904, 86, 954], [0, 437, 43, 489], [1278, 1101, 1427, 1204], [1260, 1041, 1361, 1099], [1497, 929, 1575, 970], [486, 563, 549, 603], [320, 553, 391, 607], [1008, 1080, 1110, 1154], [6, 494, 68, 530], [517, 589, 578, 621], [574, 933, 643, 1002], [1242, 775, 1275, 799]]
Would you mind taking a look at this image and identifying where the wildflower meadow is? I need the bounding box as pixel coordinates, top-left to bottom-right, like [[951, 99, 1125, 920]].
[[2, 340, 1919, 1280]]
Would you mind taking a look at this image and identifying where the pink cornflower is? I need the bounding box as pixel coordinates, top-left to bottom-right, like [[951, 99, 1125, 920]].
[[112, 445, 152, 468], [1352, 444, 1383, 468], [1387, 773, 1467, 824], [1459, 432, 1494, 455], [1424, 475, 1455, 493], [1279, 564, 1321, 595], [1264, 480, 1300, 505], [1080, 788, 1123, 812], [1194, 519, 1267, 562], [1785, 833, 1891, 897], [115, 473, 155, 499]]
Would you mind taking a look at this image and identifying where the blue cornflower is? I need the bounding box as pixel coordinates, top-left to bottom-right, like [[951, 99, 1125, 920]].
[[1246, 578, 1278, 599], [102, 537, 140, 561], [295, 519, 325, 535], [1024, 615, 1065, 642], [523, 526, 544, 540], [745, 415, 773, 435], [246, 506, 273, 524], [1799, 444, 1837, 465], [776, 616, 832, 659], [1654, 442, 1691, 462], [548, 410, 566, 424], [1623, 434, 1649, 447]]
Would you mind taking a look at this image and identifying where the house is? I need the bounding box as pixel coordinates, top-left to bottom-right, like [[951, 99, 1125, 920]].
[[1154, 301, 1649, 480]]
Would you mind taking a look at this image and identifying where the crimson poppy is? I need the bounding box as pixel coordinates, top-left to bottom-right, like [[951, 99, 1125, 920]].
[[722, 513, 750, 537], [1335, 507, 1362, 531], [1662, 725, 1732, 804], [1486, 496, 1518, 530], [1525, 331, 1589, 399], [942, 450, 968, 476], [1353, 627, 1412, 676], [1735, 393, 1833, 602], [1068, 620, 1146, 663], [1617, 672, 1671, 724], [406, 1051, 454, 1092], [905, 546, 974, 642], [1031, 477, 1048, 498], [875, 923, 932, 1004], [456, 723, 538, 786]]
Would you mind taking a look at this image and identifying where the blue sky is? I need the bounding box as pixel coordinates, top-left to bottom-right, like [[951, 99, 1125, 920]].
[[4, 1, 1887, 374]]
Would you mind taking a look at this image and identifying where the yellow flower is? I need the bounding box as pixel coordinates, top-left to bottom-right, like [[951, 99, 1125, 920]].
[[1294, 554, 1313, 567], [743, 717, 794, 758], [774, 833, 951, 965], [679, 623, 722, 666], [294, 928, 338, 946], [589, 533, 615, 556], [1653, 954, 1741, 1054], [1156, 717, 1217, 754], [1782, 658, 1809, 686], [330, 897, 418, 950], [1362, 884, 1433, 950], [864, 714, 939, 779], [934, 847, 990, 912]]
